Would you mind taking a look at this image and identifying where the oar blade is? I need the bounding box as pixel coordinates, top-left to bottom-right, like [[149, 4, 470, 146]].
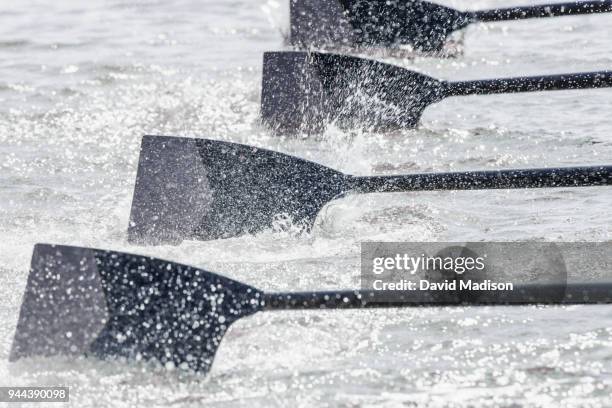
[[128, 136, 347, 244], [261, 52, 328, 135], [10, 244, 263, 373], [127, 136, 209, 245], [289, 0, 359, 49], [261, 51, 445, 134], [290, 0, 470, 52]]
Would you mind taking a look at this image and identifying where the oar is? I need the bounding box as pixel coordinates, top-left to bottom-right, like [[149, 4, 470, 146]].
[[290, 0, 612, 52], [261, 51, 612, 134], [126, 135, 612, 245], [11, 244, 612, 373]]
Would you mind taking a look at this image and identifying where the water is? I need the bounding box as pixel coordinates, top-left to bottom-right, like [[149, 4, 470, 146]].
[[1, 0, 611, 406]]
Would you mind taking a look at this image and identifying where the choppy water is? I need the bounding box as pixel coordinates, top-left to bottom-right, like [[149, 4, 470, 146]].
[[1, 0, 611, 406]]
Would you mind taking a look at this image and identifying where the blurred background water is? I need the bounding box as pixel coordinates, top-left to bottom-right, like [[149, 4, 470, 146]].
[[0, 0, 611, 406]]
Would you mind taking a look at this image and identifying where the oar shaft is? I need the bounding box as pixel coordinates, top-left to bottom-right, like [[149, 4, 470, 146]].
[[263, 283, 612, 310], [350, 166, 612, 194], [446, 71, 612, 97], [472, 1, 612, 22]]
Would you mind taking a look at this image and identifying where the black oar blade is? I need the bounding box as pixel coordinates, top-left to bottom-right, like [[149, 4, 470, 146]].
[[290, 0, 471, 52], [128, 136, 347, 245], [10, 244, 263, 373], [261, 51, 445, 134]]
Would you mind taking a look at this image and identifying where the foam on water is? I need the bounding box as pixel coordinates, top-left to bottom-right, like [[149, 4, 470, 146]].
[[1, 0, 611, 406]]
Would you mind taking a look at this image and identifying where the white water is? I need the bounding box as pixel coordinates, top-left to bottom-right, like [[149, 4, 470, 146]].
[[1, 0, 611, 406]]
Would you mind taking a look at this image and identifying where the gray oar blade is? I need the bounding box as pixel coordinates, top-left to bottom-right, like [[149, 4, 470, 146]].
[[10, 244, 263, 373], [261, 51, 445, 134], [290, 0, 470, 52], [128, 136, 347, 245], [289, 0, 359, 49]]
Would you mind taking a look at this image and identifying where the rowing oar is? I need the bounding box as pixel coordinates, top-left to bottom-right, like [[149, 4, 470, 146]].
[[10, 244, 612, 373], [126, 135, 612, 245], [290, 0, 612, 52], [261, 51, 612, 134]]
